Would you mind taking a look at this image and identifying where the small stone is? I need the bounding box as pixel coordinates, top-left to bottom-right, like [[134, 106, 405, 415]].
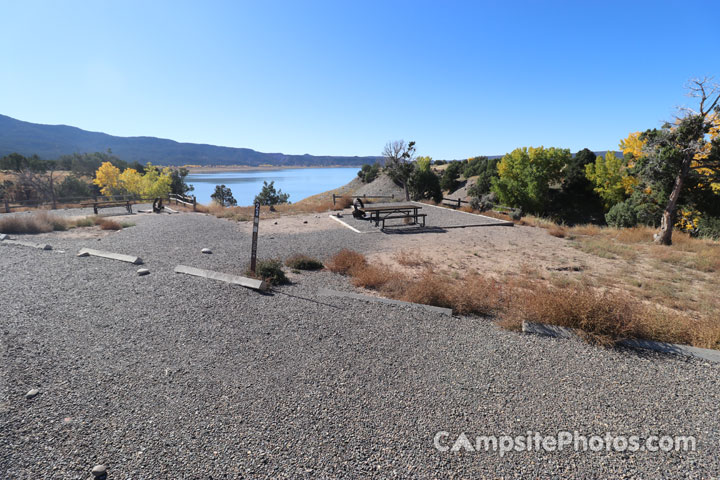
[[77, 251, 90, 257], [91, 464, 106, 477], [137, 268, 150, 276], [0, 233, 8, 240], [201, 248, 212, 254], [273, 221, 278, 225], [25, 389, 39, 399], [303, 220, 308, 224]]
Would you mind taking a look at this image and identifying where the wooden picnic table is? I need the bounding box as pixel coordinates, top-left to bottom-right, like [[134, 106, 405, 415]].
[[362, 203, 426, 230]]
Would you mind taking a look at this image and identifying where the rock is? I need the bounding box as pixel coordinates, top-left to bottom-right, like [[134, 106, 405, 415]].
[[0, 233, 8, 241], [137, 268, 150, 276], [273, 222, 278, 225], [25, 389, 39, 399], [201, 248, 212, 254], [91, 464, 107, 477], [303, 220, 308, 224], [77, 251, 90, 257]]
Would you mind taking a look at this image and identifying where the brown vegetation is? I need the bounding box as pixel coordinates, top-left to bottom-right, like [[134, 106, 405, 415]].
[[326, 249, 720, 350]]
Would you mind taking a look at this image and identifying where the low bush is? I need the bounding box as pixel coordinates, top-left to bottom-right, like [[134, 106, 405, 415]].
[[254, 259, 289, 285], [285, 254, 324, 270], [326, 249, 367, 275], [74, 217, 95, 228], [605, 201, 637, 228], [697, 216, 720, 240], [99, 219, 122, 230]]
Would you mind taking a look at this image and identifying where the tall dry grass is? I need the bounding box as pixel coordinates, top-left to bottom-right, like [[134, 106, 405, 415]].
[[326, 249, 720, 350], [0, 211, 70, 234]]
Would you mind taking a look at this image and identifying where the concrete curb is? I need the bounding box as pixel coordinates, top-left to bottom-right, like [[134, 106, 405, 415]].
[[77, 248, 143, 265], [318, 288, 453, 316], [522, 321, 720, 364], [174, 265, 268, 291], [2, 239, 52, 250]]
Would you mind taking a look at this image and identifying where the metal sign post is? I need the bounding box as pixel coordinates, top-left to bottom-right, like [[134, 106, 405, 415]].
[[250, 203, 260, 273]]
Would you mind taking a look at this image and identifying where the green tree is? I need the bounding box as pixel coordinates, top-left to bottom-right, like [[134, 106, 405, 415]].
[[465, 157, 499, 196], [254, 180, 290, 206], [382, 140, 416, 200], [491, 146, 569, 213], [357, 163, 380, 183], [562, 148, 596, 193], [640, 78, 720, 245], [584, 152, 635, 209], [408, 158, 442, 203], [211, 184, 237, 206], [170, 167, 194, 195], [440, 161, 462, 191]]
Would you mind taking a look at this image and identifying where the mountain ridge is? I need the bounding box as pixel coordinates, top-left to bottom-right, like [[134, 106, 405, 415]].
[[0, 114, 382, 167]]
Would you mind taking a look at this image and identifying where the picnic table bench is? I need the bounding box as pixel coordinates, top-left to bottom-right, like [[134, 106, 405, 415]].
[[362, 203, 426, 230], [81, 199, 134, 215]]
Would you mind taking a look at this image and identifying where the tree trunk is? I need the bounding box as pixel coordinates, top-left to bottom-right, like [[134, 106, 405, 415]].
[[655, 155, 692, 246], [403, 182, 410, 201]]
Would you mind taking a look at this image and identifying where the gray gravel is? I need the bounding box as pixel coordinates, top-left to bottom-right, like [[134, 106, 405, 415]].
[[2, 211, 720, 478], [338, 201, 509, 233]]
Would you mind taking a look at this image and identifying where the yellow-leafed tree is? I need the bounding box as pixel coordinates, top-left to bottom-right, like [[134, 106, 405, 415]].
[[93, 162, 121, 196]]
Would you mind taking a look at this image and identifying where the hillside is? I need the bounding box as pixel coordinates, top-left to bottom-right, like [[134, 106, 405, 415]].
[[0, 114, 382, 167]]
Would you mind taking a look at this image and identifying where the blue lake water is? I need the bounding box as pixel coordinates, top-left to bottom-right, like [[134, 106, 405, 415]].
[[186, 167, 359, 206]]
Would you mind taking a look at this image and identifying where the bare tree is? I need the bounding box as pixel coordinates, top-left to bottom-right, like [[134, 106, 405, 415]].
[[647, 77, 720, 245], [382, 140, 416, 200]]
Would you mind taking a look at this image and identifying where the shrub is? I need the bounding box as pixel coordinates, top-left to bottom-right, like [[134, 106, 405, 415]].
[[99, 219, 122, 230], [326, 249, 367, 275], [285, 254, 324, 270], [357, 164, 380, 183], [254, 259, 289, 285], [74, 217, 95, 228], [697, 216, 720, 240], [605, 201, 637, 228]]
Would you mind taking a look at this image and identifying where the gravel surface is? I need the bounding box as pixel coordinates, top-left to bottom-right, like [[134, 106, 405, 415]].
[[2, 211, 720, 478], [337, 201, 510, 233]]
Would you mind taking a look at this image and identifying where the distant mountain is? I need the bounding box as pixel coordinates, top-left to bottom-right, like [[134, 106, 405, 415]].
[[0, 114, 382, 167]]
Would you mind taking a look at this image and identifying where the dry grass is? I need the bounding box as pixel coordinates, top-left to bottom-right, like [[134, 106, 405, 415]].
[[393, 250, 431, 267], [98, 219, 122, 230], [326, 249, 720, 350], [325, 249, 367, 275], [0, 211, 72, 234], [546, 224, 567, 238]]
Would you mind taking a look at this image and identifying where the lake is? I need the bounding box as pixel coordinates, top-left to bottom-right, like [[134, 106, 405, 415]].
[[186, 167, 359, 206]]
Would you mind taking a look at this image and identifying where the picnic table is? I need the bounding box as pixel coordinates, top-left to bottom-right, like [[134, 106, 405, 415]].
[[362, 203, 426, 230]]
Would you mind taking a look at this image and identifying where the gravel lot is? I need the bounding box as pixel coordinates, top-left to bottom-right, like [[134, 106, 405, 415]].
[[2, 210, 719, 478], [338, 201, 510, 233]]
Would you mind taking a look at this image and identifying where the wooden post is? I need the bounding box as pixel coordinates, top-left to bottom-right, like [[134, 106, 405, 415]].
[[3, 197, 9, 213], [457, 198, 461, 208], [192, 195, 196, 212], [250, 203, 260, 273], [332, 194, 336, 206]]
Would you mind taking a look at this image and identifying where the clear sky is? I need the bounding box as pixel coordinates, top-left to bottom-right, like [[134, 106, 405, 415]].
[[1, 0, 718, 159]]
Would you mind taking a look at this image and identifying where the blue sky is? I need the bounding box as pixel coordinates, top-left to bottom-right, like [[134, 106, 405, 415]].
[[1, 0, 718, 159]]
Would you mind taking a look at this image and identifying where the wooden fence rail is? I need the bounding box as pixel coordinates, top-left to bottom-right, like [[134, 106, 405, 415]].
[[168, 193, 197, 211], [1, 195, 164, 213], [332, 193, 395, 205]]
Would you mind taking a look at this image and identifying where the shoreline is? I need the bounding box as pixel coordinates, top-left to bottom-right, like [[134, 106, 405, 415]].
[[186, 165, 363, 174]]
